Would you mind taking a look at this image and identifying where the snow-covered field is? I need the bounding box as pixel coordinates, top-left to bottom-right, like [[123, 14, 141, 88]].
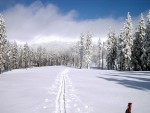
[[0, 66, 150, 113]]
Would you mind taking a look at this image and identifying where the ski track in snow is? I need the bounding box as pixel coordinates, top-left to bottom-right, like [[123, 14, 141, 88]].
[[55, 68, 68, 113], [35, 68, 93, 113]]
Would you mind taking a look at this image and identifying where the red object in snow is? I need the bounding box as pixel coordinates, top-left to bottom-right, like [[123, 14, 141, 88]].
[[125, 103, 132, 113]]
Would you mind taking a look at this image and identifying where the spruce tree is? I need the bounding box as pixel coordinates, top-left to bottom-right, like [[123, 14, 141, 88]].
[[29, 48, 34, 67], [143, 10, 150, 70], [106, 29, 117, 70], [23, 43, 30, 68], [12, 41, 18, 69], [131, 13, 146, 70], [0, 14, 7, 73], [85, 32, 92, 69], [4, 41, 12, 70], [124, 12, 133, 71], [18, 46, 24, 68], [117, 29, 125, 70], [37, 46, 43, 67], [79, 33, 85, 69], [98, 38, 102, 68]]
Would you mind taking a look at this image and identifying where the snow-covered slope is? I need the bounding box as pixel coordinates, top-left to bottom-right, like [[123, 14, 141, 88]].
[[0, 66, 150, 113]]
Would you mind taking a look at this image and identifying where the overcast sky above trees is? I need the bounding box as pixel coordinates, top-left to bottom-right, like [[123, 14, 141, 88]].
[[0, 0, 150, 45]]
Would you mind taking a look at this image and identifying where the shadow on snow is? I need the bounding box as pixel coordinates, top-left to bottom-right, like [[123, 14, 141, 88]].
[[96, 71, 150, 91]]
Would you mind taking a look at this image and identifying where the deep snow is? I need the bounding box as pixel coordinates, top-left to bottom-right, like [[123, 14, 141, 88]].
[[0, 66, 150, 113]]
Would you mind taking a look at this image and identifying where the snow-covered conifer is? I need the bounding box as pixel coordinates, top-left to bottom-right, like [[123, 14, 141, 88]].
[[124, 12, 133, 70], [68, 43, 79, 67], [18, 46, 24, 68], [0, 14, 7, 73], [11, 41, 18, 69], [143, 10, 150, 70], [117, 29, 125, 70], [79, 33, 85, 69], [42, 48, 47, 66], [131, 13, 146, 70], [98, 38, 102, 68], [36, 46, 43, 67], [29, 48, 34, 67], [72, 41, 80, 67], [106, 29, 117, 70], [85, 32, 92, 69], [4, 41, 12, 70], [23, 43, 30, 68], [101, 42, 105, 69]]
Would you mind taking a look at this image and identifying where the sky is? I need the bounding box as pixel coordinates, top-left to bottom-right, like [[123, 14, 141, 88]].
[[0, 0, 150, 45]]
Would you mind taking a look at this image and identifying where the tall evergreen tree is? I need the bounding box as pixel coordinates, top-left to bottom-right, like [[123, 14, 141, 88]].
[[12, 41, 18, 69], [98, 38, 102, 68], [117, 29, 125, 70], [42, 48, 47, 66], [18, 46, 24, 68], [143, 10, 150, 70], [106, 29, 117, 70], [23, 43, 30, 68], [4, 41, 12, 71], [131, 13, 146, 70], [124, 12, 133, 70], [101, 42, 104, 69], [29, 48, 34, 67], [85, 32, 92, 69], [0, 14, 7, 73], [79, 33, 85, 69], [36, 46, 43, 67], [76, 42, 80, 67]]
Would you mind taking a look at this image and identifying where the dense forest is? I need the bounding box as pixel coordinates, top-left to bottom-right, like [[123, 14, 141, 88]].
[[0, 11, 150, 73]]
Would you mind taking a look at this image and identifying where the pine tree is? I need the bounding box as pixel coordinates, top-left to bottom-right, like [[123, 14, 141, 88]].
[[12, 41, 18, 69], [131, 13, 146, 70], [29, 48, 34, 67], [98, 38, 102, 68], [75, 42, 80, 67], [106, 29, 117, 70], [18, 46, 24, 68], [143, 10, 150, 70], [106, 35, 111, 70], [117, 29, 125, 70], [79, 33, 85, 69], [101, 42, 104, 69], [0, 14, 7, 73], [42, 48, 47, 66], [4, 41, 12, 70], [69, 42, 79, 67], [124, 12, 133, 71], [37, 46, 43, 67], [85, 32, 92, 69], [23, 43, 30, 68]]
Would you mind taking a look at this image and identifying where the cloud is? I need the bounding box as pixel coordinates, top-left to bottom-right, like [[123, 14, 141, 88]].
[[2, 1, 135, 45]]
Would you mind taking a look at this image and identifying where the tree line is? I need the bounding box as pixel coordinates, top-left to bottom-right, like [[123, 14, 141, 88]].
[[0, 14, 78, 73], [0, 11, 150, 74], [106, 11, 150, 71], [0, 12, 105, 73]]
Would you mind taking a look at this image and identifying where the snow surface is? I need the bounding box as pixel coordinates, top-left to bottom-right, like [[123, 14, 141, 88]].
[[0, 66, 150, 113]]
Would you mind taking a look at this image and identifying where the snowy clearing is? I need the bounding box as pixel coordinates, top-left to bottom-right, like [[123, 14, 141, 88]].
[[0, 66, 150, 113]]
